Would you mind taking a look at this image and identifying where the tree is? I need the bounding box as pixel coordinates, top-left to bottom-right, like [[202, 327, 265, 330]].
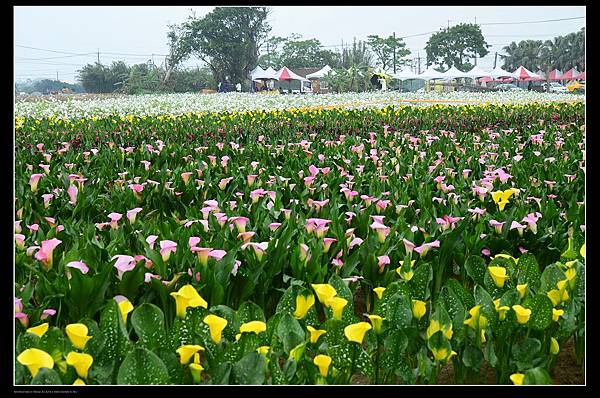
[[258, 34, 341, 69], [500, 40, 544, 72], [425, 23, 489, 70], [164, 23, 193, 83], [340, 39, 373, 69], [178, 7, 271, 85], [366, 34, 410, 71], [77, 62, 114, 93]]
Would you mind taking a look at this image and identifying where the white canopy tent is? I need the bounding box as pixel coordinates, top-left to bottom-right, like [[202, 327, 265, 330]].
[[252, 68, 279, 81], [391, 68, 422, 80], [441, 66, 471, 80], [249, 65, 265, 79], [419, 66, 447, 80], [489, 66, 518, 79], [306, 65, 333, 79], [276, 67, 311, 82], [464, 65, 492, 79]]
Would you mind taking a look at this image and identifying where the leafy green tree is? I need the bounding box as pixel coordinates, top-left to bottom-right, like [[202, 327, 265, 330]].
[[341, 39, 373, 69], [366, 34, 411, 71], [425, 23, 489, 70], [77, 62, 114, 93], [258, 34, 341, 69], [164, 23, 194, 83], [177, 7, 271, 85]]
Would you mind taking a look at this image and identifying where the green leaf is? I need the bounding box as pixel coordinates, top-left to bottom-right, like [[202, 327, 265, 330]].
[[462, 345, 483, 369], [381, 330, 408, 371], [131, 303, 166, 350], [465, 255, 486, 286], [385, 293, 413, 330], [511, 338, 542, 370], [275, 313, 305, 354], [408, 262, 432, 301], [524, 367, 553, 385], [31, 367, 62, 385], [232, 352, 266, 385], [236, 301, 266, 325], [524, 294, 553, 331], [516, 253, 541, 288], [211, 362, 232, 384], [116, 347, 170, 385]]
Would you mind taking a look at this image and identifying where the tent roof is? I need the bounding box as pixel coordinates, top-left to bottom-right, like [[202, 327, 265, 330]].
[[513, 66, 543, 80], [305, 65, 333, 79], [562, 67, 579, 80], [249, 65, 265, 78], [441, 66, 471, 79], [575, 71, 585, 80], [391, 68, 421, 80], [253, 67, 279, 80], [277, 66, 310, 82], [419, 65, 447, 80], [547, 69, 563, 80], [464, 65, 491, 78], [490, 66, 517, 79]]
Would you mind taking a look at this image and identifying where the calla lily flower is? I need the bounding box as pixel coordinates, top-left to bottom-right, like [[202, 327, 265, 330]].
[[510, 373, 525, 385], [66, 261, 89, 275], [402, 239, 415, 254], [16, 312, 29, 327], [516, 284, 528, 298], [241, 242, 268, 262], [552, 308, 564, 322], [239, 321, 267, 335], [326, 296, 347, 320], [488, 266, 508, 288], [293, 294, 315, 320], [493, 299, 510, 321], [67, 185, 78, 205], [34, 238, 62, 270], [369, 221, 390, 243], [491, 188, 519, 211], [373, 287, 386, 300], [463, 305, 488, 331], [114, 296, 134, 323], [344, 322, 372, 344], [176, 345, 204, 365], [426, 319, 453, 340], [412, 300, 427, 320], [512, 305, 532, 324], [15, 234, 25, 250], [40, 309, 56, 320], [431, 347, 457, 362], [29, 174, 44, 192], [126, 208, 142, 223], [414, 240, 440, 257], [73, 378, 86, 385], [17, 348, 54, 377], [65, 323, 92, 350], [27, 323, 49, 337], [159, 240, 177, 262], [312, 284, 337, 304], [229, 216, 249, 233], [550, 337, 560, 355], [368, 315, 384, 334], [203, 314, 228, 344], [112, 255, 136, 280], [314, 354, 332, 377], [66, 352, 93, 379], [307, 326, 326, 344], [377, 255, 390, 271], [170, 284, 208, 318], [322, 238, 337, 253]]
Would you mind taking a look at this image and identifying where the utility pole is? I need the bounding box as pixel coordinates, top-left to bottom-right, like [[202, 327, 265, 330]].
[[417, 52, 421, 74], [494, 52, 498, 69], [393, 32, 397, 73], [97, 49, 100, 64], [56, 71, 59, 82], [266, 43, 271, 67], [474, 17, 478, 66]]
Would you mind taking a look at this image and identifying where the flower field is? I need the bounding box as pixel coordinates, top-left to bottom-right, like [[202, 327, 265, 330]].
[[14, 99, 585, 385]]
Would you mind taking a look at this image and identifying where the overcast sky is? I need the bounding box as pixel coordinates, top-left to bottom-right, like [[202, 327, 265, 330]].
[[14, 6, 585, 84]]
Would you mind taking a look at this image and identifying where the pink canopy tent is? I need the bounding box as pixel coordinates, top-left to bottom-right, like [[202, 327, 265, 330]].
[[547, 69, 563, 81], [513, 66, 544, 81], [575, 71, 585, 80], [276, 67, 310, 92], [561, 68, 579, 80]]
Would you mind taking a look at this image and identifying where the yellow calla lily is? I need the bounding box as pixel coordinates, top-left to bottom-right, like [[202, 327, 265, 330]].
[[491, 189, 518, 211], [493, 299, 510, 321], [580, 243, 585, 259], [313, 354, 332, 377], [239, 320, 267, 335], [65, 323, 92, 350], [17, 348, 54, 378], [344, 322, 372, 344], [367, 314, 385, 334], [311, 284, 337, 304], [27, 323, 49, 337], [431, 347, 457, 362], [203, 314, 228, 344], [176, 344, 204, 365], [510, 372, 525, 385], [256, 346, 270, 355], [293, 294, 315, 320], [488, 266, 509, 288], [170, 284, 208, 319], [550, 337, 560, 355], [118, 299, 134, 323], [426, 319, 453, 340], [326, 296, 348, 320], [66, 351, 93, 379], [73, 378, 86, 385], [189, 363, 204, 383], [306, 326, 327, 344], [564, 268, 577, 289], [411, 300, 427, 320], [552, 308, 564, 322], [512, 305, 531, 324], [373, 287, 386, 299], [463, 305, 488, 330], [516, 284, 528, 298]]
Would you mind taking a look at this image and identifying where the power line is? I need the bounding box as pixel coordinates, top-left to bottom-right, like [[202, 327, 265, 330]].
[[479, 16, 584, 26], [16, 53, 98, 61]]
